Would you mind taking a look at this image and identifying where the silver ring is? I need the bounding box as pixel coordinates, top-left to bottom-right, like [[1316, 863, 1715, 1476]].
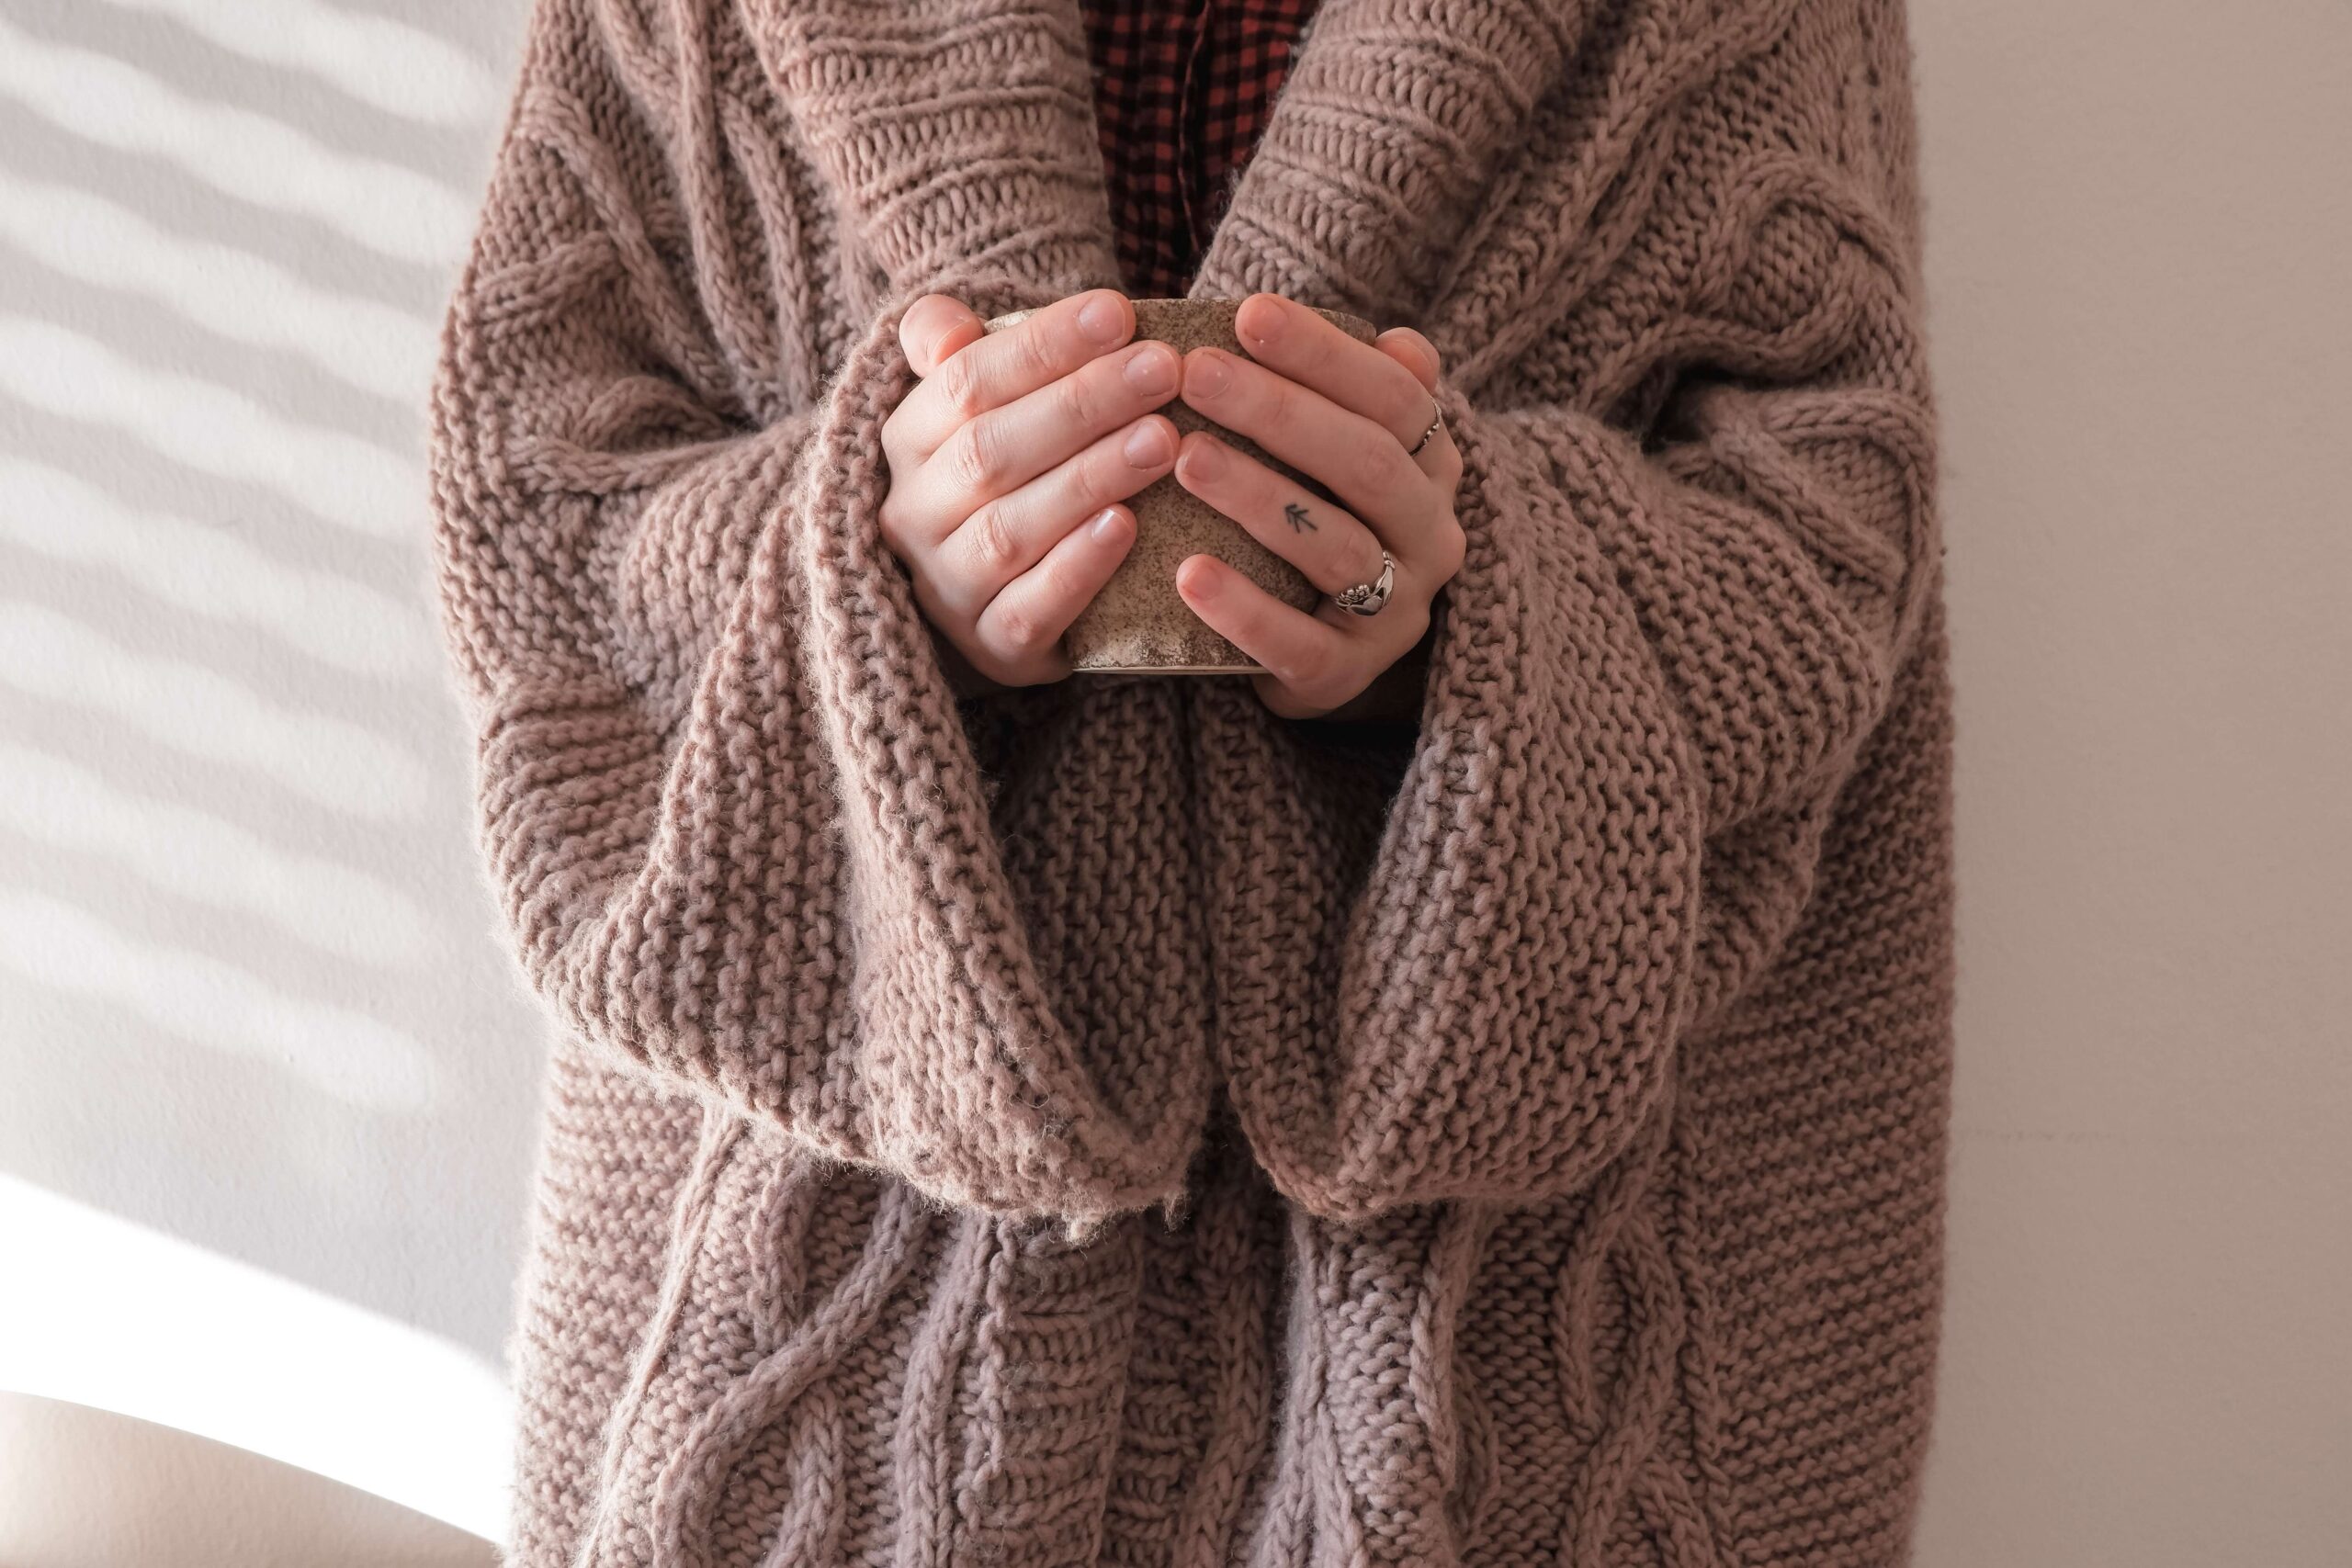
[[1333, 549, 1396, 617], [1406, 397, 1443, 457]]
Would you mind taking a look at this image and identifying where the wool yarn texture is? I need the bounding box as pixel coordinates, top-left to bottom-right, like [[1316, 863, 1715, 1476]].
[[425, 0, 1957, 1562]]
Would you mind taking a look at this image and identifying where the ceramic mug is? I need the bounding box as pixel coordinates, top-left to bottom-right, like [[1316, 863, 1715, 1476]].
[[980, 297, 1379, 674]]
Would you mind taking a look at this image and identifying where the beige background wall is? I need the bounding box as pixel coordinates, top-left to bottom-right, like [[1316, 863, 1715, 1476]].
[[0, 1, 2345, 1562], [1909, 1, 2352, 1559]]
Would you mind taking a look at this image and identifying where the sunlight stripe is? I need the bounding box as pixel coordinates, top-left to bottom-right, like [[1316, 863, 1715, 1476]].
[[90, 0, 501, 127], [0, 169, 437, 401], [0, 891, 435, 1108], [0, 603, 432, 821], [0, 745, 434, 969], [0, 457, 434, 679], [0, 15, 472, 266], [0, 317, 417, 539]]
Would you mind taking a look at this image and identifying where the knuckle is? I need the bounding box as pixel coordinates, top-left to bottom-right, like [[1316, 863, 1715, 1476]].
[[964, 502, 1018, 574], [1260, 373, 1299, 430], [937, 349, 988, 421], [1356, 426, 1408, 487], [1031, 556, 1089, 620], [990, 602, 1046, 656], [1074, 444, 1123, 510], [1276, 639, 1333, 695], [1014, 323, 1060, 385], [1057, 367, 1099, 432], [947, 419, 1000, 493]]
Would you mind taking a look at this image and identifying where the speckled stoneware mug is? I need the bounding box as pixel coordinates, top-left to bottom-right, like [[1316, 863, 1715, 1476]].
[[981, 297, 1379, 674]]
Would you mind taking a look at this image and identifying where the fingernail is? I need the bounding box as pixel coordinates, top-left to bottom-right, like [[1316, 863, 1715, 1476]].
[[1181, 437, 1225, 482], [1186, 349, 1231, 397], [1090, 507, 1125, 542], [1079, 292, 1126, 344], [1124, 344, 1178, 397], [1124, 420, 1171, 467], [1238, 296, 1283, 345]]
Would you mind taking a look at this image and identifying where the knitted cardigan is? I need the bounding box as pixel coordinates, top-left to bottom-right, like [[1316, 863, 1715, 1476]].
[[425, 1, 1955, 1563]]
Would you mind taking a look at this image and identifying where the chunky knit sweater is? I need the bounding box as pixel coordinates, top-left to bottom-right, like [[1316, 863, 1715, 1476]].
[[425, 1, 1955, 1564]]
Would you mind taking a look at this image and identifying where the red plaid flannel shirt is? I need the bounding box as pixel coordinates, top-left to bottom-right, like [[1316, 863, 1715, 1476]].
[[1078, 0, 1325, 299]]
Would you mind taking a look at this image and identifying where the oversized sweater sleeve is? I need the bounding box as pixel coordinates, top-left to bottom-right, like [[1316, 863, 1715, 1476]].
[[1211, 1, 1943, 1221], [425, 5, 1208, 1229]]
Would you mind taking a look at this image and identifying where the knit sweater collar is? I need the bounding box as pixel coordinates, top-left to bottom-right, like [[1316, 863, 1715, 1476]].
[[751, 0, 1579, 371]]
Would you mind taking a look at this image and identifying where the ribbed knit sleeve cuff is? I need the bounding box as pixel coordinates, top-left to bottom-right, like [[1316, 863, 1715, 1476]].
[[1186, 380, 1707, 1222], [458, 283, 1217, 1237], [777, 290, 1220, 1235]]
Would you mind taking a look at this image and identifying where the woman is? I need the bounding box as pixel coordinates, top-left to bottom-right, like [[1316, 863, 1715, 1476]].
[[427, 0, 1955, 1562]]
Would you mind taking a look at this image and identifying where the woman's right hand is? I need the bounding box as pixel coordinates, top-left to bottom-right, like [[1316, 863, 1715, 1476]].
[[878, 288, 1182, 690]]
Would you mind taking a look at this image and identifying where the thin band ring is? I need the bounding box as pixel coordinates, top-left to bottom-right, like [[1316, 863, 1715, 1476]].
[[1406, 396, 1443, 457]]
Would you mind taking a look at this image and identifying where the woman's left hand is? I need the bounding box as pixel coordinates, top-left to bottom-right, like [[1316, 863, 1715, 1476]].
[[1171, 291, 1466, 719]]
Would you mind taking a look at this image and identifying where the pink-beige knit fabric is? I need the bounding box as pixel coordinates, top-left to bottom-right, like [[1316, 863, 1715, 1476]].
[[425, 0, 1955, 1563]]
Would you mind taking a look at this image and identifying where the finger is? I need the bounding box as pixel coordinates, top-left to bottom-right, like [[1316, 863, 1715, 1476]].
[[927, 412, 1178, 621], [1375, 326, 1442, 392], [894, 287, 1137, 461], [899, 293, 984, 377], [1172, 553, 1371, 718], [890, 341, 1182, 549], [1233, 294, 1438, 451], [971, 505, 1137, 678], [886, 295, 983, 478], [1383, 339, 1463, 484], [1171, 430, 1396, 602], [1178, 346, 1435, 546]]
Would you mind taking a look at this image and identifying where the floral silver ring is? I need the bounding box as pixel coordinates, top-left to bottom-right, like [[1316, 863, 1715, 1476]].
[[1333, 549, 1397, 617]]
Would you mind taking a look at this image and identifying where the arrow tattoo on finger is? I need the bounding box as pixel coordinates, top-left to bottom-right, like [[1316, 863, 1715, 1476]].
[[1283, 502, 1317, 533]]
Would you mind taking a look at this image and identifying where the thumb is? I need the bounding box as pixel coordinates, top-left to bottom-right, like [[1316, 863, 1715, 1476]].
[[899, 294, 984, 377]]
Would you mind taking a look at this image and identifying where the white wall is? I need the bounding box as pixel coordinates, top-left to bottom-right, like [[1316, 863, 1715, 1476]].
[[0, 1, 2344, 1562], [0, 0, 537, 1542]]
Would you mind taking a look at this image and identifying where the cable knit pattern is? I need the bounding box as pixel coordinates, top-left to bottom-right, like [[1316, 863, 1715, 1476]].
[[426, 0, 1955, 1563]]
